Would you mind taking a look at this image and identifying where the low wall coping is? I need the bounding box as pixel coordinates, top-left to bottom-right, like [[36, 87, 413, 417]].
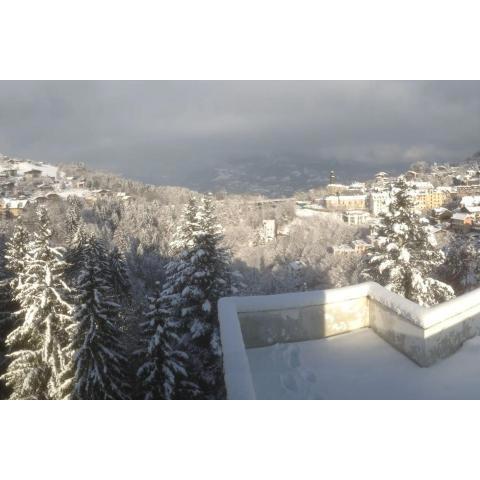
[[224, 282, 480, 330]]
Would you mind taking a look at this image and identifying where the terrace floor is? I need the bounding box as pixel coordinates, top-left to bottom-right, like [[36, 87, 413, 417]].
[[246, 328, 480, 399]]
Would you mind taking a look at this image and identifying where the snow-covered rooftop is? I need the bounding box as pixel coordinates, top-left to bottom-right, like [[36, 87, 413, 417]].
[[325, 194, 367, 201], [408, 181, 434, 190], [247, 329, 480, 399], [56, 188, 93, 199], [461, 195, 480, 206], [464, 206, 480, 213], [0, 160, 58, 178], [352, 239, 370, 246], [451, 212, 472, 221]]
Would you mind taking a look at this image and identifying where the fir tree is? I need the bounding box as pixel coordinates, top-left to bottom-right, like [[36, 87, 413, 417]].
[[65, 196, 82, 241], [109, 246, 131, 301], [65, 220, 89, 280], [1, 208, 73, 399], [61, 234, 130, 400], [0, 278, 15, 399], [0, 243, 17, 399], [169, 196, 200, 254], [1, 226, 28, 390], [191, 194, 232, 347], [137, 284, 195, 399], [360, 178, 454, 306], [441, 235, 480, 294], [161, 195, 232, 398], [5, 223, 30, 290]]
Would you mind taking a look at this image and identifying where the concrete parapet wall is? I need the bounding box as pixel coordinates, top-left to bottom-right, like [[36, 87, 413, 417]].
[[423, 312, 480, 366], [239, 297, 368, 348], [218, 282, 480, 398], [369, 299, 427, 366]]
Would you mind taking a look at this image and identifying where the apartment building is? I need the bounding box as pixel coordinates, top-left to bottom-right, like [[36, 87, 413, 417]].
[[324, 194, 367, 210], [342, 210, 370, 225], [413, 189, 450, 211]]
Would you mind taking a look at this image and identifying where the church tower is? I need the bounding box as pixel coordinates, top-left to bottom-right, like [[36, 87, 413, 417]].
[[329, 170, 336, 184]]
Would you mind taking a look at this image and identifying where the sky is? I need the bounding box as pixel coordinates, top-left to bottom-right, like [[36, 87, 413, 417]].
[[0, 81, 478, 189]]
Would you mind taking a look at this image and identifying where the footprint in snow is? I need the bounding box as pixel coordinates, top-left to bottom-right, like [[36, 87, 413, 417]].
[[301, 369, 316, 383], [280, 371, 299, 393], [288, 345, 301, 369]]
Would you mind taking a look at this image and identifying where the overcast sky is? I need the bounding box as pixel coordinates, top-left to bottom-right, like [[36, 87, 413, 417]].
[[0, 81, 478, 186]]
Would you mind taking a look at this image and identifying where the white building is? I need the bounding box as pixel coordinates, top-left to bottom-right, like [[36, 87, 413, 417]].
[[262, 219, 276, 242], [324, 194, 367, 210], [332, 239, 371, 255], [368, 191, 391, 216], [342, 210, 370, 225], [374, 171, 390, 187], [332, 244, 355, 255], [408, 181, 434, 192]]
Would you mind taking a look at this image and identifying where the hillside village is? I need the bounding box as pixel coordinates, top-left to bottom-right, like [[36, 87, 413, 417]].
[[0, 153, 133, 218], [286, 155, 480, 255], [2, 151, 480, 298]]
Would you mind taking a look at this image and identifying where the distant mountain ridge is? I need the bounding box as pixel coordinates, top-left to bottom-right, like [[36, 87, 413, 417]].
[[2, 149, 480, 199], [171, 156, 410, 197]]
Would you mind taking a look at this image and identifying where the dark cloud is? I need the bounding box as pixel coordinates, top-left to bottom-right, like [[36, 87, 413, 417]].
[[0, 81, 478, 188]]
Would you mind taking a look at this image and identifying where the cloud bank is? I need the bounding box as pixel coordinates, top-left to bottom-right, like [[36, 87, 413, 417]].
[[0, 81, 478, 188]]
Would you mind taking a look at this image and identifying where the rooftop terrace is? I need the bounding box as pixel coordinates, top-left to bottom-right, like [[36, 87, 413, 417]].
[[218, 282, 480, 399]]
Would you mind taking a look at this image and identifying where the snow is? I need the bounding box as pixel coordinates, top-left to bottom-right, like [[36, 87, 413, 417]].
[[295, 207, 341, 218], [56, 188, 93, 199], [202, 300, 211, 312], [325, 194, 367, 201], [2, 160, 59, 178], [461, 196, 480, 207], [295, 207, 323, 218], [451, 212, 471, 221], [408, 181, 434, 191], [246, 328, 480, 399]]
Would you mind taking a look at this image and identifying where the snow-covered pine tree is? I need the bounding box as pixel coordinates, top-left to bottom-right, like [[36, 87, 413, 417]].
[[192, 193, 232, 349], [60, 234, 130, 400], [360, 178, 454, 306], [160, 197, 201, 320], [65, 220, 89, 280], [109, 246, 131, 300], [169, 196, 200, 254], [5, 223, 30, 291], [162, 194, 232, 398], [65, 196, 82, 241], [1, 225, 28, 398], [0, 239, 18, 399], [0, 277, 15, 400], [441, 234, 480, 294], [136, 284, 196, 399], [1, 208, 73, 399]]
